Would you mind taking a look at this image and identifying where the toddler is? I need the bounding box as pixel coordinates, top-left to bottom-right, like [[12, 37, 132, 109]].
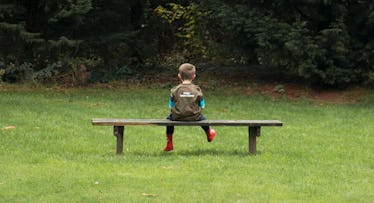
[[164, 63, 216, 151]]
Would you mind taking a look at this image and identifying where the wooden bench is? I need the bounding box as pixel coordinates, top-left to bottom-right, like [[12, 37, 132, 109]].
[[91, 118, 283, 155]]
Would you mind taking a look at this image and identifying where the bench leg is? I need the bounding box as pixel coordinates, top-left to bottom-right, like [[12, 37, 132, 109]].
[[114, 126, 124, 155], [248, 126, 261, 154]]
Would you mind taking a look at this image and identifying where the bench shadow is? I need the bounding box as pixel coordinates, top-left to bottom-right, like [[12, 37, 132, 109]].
[[129, 149, 263, 157]]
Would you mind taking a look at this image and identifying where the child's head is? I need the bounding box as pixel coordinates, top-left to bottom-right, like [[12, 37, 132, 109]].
[[178, 63, 196, 81]]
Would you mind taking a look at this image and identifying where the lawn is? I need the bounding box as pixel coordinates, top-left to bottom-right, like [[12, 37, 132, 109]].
[[0, 85, 373, 202]]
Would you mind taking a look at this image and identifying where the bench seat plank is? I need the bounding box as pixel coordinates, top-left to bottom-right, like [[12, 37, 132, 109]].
[[92, 118, 283, 127]]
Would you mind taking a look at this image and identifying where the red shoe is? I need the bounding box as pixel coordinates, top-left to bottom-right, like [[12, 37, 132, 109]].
[[163, 142, 174, 151], [207, 128, 216, 142], [163, 134, 174, 151]]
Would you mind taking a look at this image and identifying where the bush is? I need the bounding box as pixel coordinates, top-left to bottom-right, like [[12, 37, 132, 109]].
[[1, 56, 96, 86], [3, 62, 34, 83], [206, 1, 373, 86]]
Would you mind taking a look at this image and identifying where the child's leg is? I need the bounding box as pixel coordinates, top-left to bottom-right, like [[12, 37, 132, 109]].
[[199, 115, 216, 142], [166, 125, 174, 135], [199, 115, 210, 132], [166, 114, 174, 135], [164, 115, 174, 151]]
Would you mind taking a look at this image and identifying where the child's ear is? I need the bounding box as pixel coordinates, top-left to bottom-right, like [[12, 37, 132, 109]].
[[178, 74, 182, 81]]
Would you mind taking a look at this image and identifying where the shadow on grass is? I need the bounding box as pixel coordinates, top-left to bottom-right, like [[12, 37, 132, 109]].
[[127, 148, 262, 157]]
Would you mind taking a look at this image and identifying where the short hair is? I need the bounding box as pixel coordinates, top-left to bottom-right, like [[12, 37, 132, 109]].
[[178, 63, 196, 80]]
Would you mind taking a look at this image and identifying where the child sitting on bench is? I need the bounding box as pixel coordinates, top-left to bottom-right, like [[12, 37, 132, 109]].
[[164, 63, 216, 151]]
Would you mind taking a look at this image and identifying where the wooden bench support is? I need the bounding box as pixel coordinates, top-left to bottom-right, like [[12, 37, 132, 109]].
[[249, 126, 261, 154], [114, 126, 124, 155]]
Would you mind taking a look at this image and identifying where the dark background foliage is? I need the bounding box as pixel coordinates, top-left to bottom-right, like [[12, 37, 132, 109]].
[[0, 0, 373, 86]]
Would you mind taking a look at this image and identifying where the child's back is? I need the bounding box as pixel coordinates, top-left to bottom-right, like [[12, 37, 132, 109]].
[[170, 83, 204, 121]]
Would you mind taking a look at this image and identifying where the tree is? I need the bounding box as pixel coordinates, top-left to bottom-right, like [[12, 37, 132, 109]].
[[0, 0, 92, 61], [0, 0, 372, 86], [80, 0, 147, 82], [0, 0, 92, 82], [203, 0, 373, 85], [0, 0, 154, 83]]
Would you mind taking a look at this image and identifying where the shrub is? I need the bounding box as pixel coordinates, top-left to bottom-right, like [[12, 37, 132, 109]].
[[206, 1, 373, 86], [3, 62, 34, 83]]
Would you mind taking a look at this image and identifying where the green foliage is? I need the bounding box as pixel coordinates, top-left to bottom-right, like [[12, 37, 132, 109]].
[[273, 84, 285, 94], [206, 0, 373, 86], [0, 0, 156, 84], [33, 61, 62, 83], [0, 0, 93, 84], [0, 0, 92, 55], [0, 0, 372, 86], [2, 62, 34, 83], [0, 59, 4, 82], [154, 2, 211, 59], [0, 56, 97, 85]]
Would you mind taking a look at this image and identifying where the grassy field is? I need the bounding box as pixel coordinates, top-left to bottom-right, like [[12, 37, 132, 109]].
[[0, 85, 373, 202]]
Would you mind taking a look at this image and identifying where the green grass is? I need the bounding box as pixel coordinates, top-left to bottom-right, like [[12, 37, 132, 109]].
[[0, 86, 373, 202]]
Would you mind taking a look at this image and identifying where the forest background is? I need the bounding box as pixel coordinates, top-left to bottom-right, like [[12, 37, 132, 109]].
[[0, 0, 373, 87]]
